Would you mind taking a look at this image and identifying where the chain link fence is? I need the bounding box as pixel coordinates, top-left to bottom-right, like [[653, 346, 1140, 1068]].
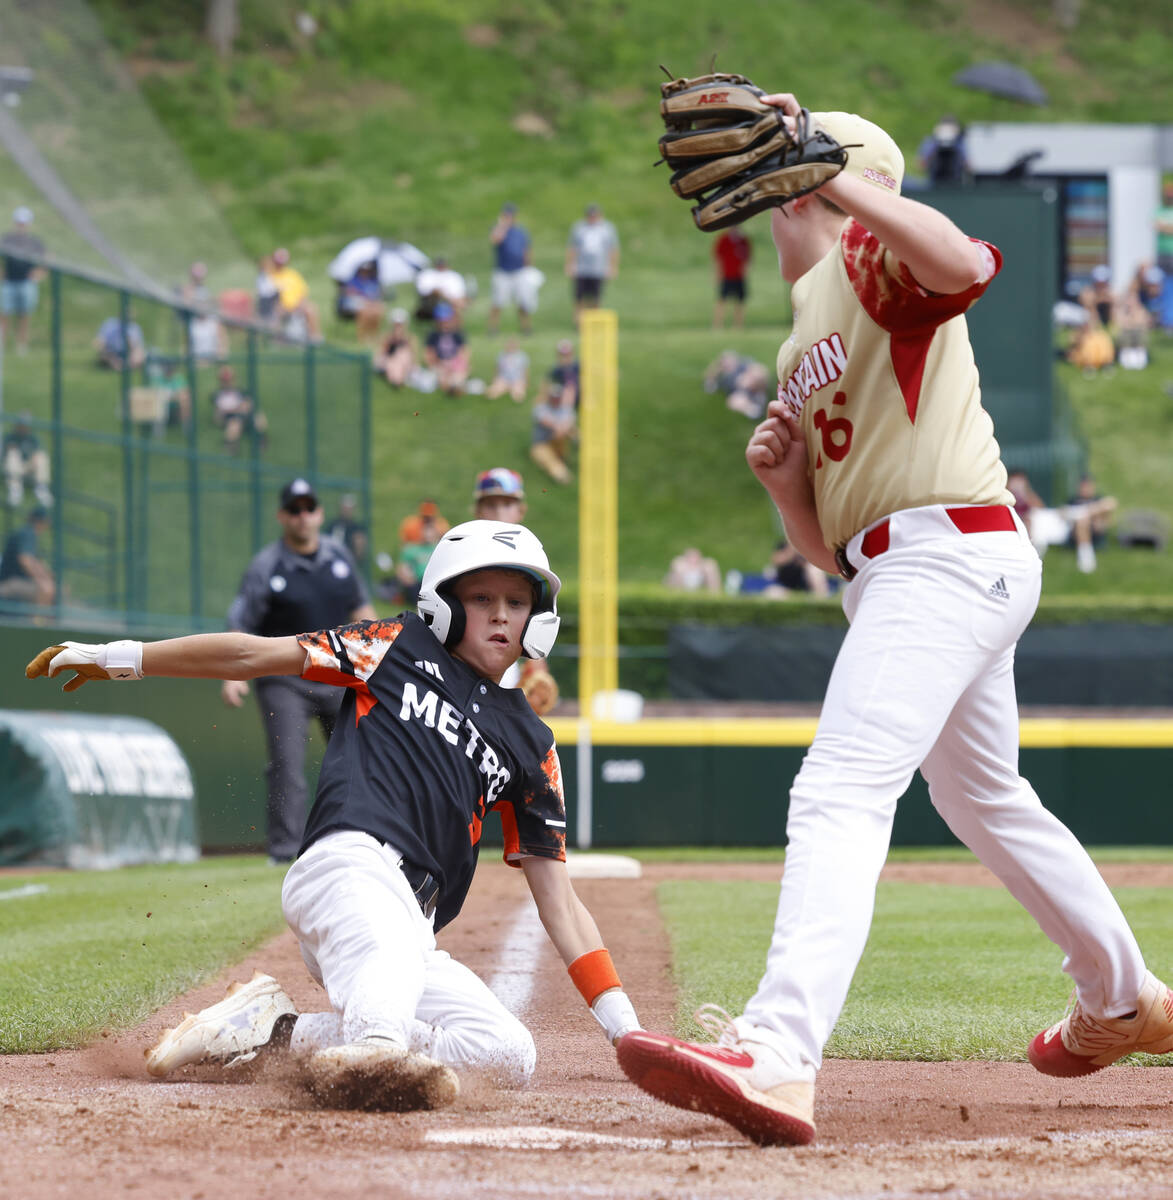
[[0, 259, 371, 634]]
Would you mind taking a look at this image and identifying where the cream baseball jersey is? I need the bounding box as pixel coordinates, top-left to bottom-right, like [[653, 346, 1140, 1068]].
[[775, 220, 1012, 551]]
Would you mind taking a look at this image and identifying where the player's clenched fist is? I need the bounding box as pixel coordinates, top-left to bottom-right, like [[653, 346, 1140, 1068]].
[[746, 409, 811, 510], [25, 639, 144, 691]]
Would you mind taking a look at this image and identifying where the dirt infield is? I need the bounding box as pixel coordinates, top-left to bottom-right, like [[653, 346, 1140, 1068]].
[[3, 859, 1172, 1200]]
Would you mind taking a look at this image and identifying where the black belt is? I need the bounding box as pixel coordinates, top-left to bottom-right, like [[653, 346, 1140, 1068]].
[[834, 545, 857, 582], [400, 857, 440, 920]]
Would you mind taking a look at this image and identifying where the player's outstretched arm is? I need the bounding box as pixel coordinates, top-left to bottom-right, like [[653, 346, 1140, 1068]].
[[26, 632, 305, 692], [521, 855, 641, 1046]]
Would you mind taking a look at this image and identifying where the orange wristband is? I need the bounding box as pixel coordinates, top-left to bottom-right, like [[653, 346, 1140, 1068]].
[[568, 948, 622, 1006]]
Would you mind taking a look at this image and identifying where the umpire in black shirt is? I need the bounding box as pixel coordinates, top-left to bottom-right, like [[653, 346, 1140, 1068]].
[[223, 478, 376, 861]]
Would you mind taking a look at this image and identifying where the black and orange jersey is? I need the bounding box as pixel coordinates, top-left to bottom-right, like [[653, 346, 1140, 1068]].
[[296, 613, 566, 930]]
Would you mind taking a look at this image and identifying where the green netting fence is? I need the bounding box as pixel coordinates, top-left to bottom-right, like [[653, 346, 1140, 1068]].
[[0, 258, 371, 633]]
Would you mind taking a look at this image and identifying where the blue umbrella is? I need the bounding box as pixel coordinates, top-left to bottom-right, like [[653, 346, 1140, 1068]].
[[954, 61, 1048, 106]]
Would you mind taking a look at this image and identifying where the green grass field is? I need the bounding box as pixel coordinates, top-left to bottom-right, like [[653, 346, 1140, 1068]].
[[0, 857, 286, 1052], [659, 876, 1173, 1064], [3, 848, 1170, 1061]]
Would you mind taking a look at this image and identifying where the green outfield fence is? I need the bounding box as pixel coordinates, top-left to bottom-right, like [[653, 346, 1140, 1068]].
[[0, 257, 371, 634]]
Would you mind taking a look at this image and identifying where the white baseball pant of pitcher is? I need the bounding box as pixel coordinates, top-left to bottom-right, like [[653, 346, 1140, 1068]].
[[737, 505, 1146, 1075]]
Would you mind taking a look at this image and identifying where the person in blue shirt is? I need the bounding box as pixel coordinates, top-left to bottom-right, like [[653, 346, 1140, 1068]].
[[488, 203, 536, 335]]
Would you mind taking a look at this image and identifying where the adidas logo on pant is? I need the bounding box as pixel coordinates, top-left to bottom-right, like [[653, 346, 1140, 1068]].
[[987, 577, 1010, 599]]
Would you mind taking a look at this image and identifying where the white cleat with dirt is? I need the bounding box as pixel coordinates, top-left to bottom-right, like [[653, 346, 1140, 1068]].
[[305, 1037, 460, 1111], [145, 970, 298, 1078]]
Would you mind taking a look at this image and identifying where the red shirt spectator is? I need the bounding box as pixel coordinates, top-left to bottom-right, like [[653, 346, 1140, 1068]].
[[714, 229, 752, 281], [713, 229, 752, 329]]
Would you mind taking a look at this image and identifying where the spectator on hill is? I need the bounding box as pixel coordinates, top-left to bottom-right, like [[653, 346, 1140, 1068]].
[[663, 547, 721, 593], [325, 493, 369, 571], [704, 349, 753, 396], [210, 365, 268, 454], [1064, 474, 1118, 571], [1006, 469, 1116, 573], [713, 227, 752, 329], [472, 467, 527, 524], [486, 337, 530, 403], [917, 115, 970, 186], [1154, 179, 1173, 279], [488, 204, 537, 335], [270, 248, 321, 342], [394, 511, 443, 605], [94, 313, 146, 371], [424, 303, 470, 395], [399, 499, 450, 547], [178, 258, 227, 361], [704, 350, 770, 420], [415, 256, 467, 322], [739, 539, 831, 598], [548, 338, 579, 409], [0, 206, 46, 356], [3, 413, 52, 509], [374, 307, 419, 388], [255, 254, 280, 325], [145, 356, 193, 431], [1132, 262, 1166, 327], [336, 260, 385, 344], [566, 204, 619, 324], [1086, 265, 1116, 329], [530, 379, 578, 485], [1066, 293, 1115, 374], [189, 309, 228, 363], [180, 261, 212, 308], [1115, 283, 1153, 370], [0, 506, 54, 608]]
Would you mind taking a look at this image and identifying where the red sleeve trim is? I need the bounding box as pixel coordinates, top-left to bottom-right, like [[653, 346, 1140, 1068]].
[[842, 222, 1002, 337]]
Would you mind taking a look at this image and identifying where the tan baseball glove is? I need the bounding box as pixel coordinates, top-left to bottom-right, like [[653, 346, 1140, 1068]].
[[519, 659, 560, 716], [657, 71, 849, 231]]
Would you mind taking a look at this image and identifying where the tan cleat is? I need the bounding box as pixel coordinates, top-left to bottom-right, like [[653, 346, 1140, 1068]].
[[305, 1037, 459, 1112], [145, 970, 298, 1078], [1029, 971, 1173, 1077]]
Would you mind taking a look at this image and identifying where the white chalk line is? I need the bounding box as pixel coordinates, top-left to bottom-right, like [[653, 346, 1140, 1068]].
[[425, 1122, 1171, 1155], [425, 1124, 744, 1151], [0, 883, 49, 901], [484, 899, 547, 1016]]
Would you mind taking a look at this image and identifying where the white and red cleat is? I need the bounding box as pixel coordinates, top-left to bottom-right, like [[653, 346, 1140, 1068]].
[[617, 1005, 815, 1147]]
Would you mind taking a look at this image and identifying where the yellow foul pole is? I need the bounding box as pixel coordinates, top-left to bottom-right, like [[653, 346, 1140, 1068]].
[[577, 308, 619, 715]]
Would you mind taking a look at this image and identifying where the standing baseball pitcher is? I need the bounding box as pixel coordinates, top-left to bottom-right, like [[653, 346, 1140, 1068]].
[[618, 77, 1173, 1147], [26, 521, 640, 1112]]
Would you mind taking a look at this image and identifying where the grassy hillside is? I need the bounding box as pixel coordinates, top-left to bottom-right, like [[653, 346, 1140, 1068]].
[[47, 1, 1173, 595]]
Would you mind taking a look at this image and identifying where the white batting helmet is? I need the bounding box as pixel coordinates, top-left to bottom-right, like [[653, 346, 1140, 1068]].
[[417, 520, 561, 659]]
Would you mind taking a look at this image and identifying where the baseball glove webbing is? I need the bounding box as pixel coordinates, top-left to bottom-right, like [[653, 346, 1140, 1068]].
[[656, 70, 853, 231]]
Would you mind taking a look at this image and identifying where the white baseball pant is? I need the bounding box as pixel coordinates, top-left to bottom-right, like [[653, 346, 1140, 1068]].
[[281, 830, 535, 1084], [738, 504, 1147, 1075]]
